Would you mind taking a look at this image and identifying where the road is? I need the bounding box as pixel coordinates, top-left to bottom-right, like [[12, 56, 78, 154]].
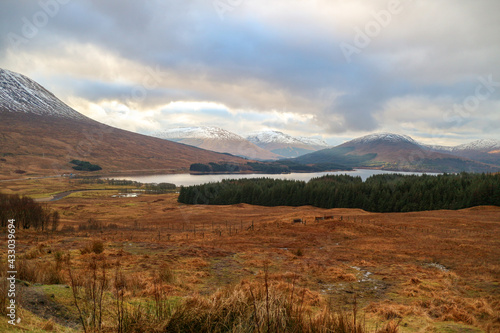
[[35, 189, 113, 202]]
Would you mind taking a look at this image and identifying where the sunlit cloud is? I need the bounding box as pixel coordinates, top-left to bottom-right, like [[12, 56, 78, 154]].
[[1, 0, 499, 145]]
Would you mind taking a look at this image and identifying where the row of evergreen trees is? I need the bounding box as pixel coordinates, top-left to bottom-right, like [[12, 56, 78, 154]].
[[76, 178, 176, 194], [70, 159, 102, 171], [0, 193, 59, 230], [189, 161, 352, 174], [178, 173, 500, 212]]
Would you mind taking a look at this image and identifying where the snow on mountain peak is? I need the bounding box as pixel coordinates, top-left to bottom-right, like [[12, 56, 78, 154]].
[[348, 133, 419, 145], [454, 139, 500, 151], [0, 68, 86, 120], [297, 136, 329, 147], [155, 126, 245, 141], [247, 130, 305, 145]]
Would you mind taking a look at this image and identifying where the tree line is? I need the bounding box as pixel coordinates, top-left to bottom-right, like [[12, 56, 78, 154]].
[[70, 159, 102, 171], [178, 173, 500, 212], [0, 193, 59, 230], [190, 161, 351, 174], [76, 177, 176, 194]]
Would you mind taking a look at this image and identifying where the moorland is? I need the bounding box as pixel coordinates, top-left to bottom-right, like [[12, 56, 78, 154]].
[[0, 176, 499, 333]]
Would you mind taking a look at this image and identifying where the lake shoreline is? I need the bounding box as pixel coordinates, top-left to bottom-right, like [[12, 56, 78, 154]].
[[111, 169, 441, 187]]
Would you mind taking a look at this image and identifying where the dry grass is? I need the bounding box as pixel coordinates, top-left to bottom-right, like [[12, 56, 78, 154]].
[[1, 178, 499, 332]]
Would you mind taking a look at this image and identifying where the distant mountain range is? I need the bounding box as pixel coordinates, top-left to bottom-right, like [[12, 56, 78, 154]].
[[425, 139, 500, 166], [0, 68, 247, 178], [153, 127, 281, 160], [154, 128, 330, 159], [292, 133, 500, 173], [247, 131, 330, 158], [154, 126, 499, 173], [0, 68, 498, 177]]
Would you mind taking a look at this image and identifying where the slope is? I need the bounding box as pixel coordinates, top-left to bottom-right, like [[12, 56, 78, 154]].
[[247, 130, 329, 158], [0, 69, 248, 178], [291, 133, 500, 173], [155, 127, 281, 160]]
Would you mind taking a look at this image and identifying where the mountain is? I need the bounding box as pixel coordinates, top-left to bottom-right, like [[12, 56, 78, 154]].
[[0, 68, 248, 178], [291, 133, 500, 173], [246, 130, 330, 158], [425, 139, 500, 166], [296, 136, 330, 150], [154, 126, 281, 160]]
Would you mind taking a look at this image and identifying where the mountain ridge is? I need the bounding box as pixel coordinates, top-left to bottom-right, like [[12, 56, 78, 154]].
[[153, 126, 281, 160], [0, 68, 88, 120], [291, 132, 500, 173], [0, 68, 248, 178], [247, 130, 330, 158]]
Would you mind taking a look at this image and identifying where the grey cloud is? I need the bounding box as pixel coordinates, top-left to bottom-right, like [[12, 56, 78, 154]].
[[1, 0, 499, 141]]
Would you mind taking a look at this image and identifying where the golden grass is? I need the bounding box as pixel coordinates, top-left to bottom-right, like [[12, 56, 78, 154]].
[[0, 177, 499, 332]]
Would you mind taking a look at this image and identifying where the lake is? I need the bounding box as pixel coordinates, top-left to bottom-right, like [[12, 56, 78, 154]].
[[116, 169, 440, 187]]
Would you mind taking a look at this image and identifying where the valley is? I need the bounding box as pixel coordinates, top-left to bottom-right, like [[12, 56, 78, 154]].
[[1, 1, 499, 332], [1, 68, 499, 333], [0, 177, 499, 332]]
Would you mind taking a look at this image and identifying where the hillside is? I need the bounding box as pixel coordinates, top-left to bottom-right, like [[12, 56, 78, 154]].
[[291, 133, 500, 173], [0, 69, 248, 179], [154, 126, 281, 160], [247, 130, 329, 158], [425, 139, 500, 167]]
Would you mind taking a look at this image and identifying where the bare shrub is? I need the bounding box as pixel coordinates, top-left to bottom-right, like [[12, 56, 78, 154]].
[[92, 240, 105, 254], [294, 248, 304, 257], [61, 225, 75, 233], [67, 254, 108, 333], [17, 259, 38, 283], [157, 264, 175, 284], [81, 239, 105, 255], [78, 218, 103, 231]]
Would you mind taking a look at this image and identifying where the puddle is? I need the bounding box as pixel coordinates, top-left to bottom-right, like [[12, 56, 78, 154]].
[[112, 193, 140, 198], [351, 266, 374, 282], [426, 262, 449, 272], [319, 265, 388, 298]]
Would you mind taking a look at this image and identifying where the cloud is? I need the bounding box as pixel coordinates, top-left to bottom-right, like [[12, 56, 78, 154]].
[[0, 0, 499, 144]]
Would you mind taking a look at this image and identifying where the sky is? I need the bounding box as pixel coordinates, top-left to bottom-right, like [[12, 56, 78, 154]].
[[1, 0, 499, 146]]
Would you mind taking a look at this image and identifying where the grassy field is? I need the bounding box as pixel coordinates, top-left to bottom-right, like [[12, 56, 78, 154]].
[[0, 178, 499, 332]]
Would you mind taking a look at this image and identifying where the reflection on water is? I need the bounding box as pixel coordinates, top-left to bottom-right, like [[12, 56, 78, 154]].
[[115, 169, 440, 187]]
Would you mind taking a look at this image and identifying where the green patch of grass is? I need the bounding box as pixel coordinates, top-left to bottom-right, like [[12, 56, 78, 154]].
[[27, 191, 62, 199], [389, 315, 432, 333], [41, 284, 73, 300], [433, 321, 483, 332], [0, 308, 78, 332], [66, 190, 118, 198]]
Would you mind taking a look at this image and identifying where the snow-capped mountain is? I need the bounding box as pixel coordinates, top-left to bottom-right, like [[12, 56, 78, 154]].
[[296, 136, 330, 149], [158, 126, 244, 141], [424, 139, 500, 153], [453, 139, 500, 152], [247, 131, 304, 146], [292, 132, 499, 173], [347, 133, 419, 146], [154, 126, 281, 160], [246, 130, 329, 158], [0, 68, 87, 120], [0, 68, 247, 177], [424, 138, 500, 166]]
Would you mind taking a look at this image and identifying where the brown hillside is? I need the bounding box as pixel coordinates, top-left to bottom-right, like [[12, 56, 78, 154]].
[[0, 111, 248, 179]]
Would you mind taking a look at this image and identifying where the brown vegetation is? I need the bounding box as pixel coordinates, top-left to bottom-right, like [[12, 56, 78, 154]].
[[0, 178, 499, 332], [0, 111, 248, 179]]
